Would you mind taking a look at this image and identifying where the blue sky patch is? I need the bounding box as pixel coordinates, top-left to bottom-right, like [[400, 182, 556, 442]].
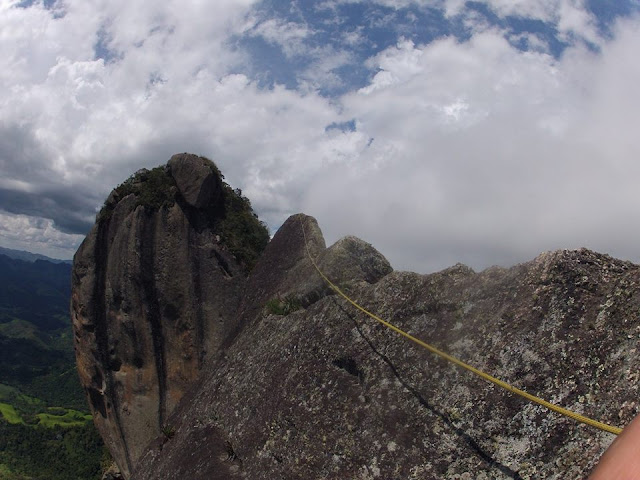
[[325, 119, 356, 133], [16, 0, 57, 8], [235, 0, 640, 98], [93, 27, 121, 64]]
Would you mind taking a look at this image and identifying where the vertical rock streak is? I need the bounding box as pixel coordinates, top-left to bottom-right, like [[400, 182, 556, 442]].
[[92, 218, 133, 474], [189, 227, 205, 369], [140, 211, 168, 428]]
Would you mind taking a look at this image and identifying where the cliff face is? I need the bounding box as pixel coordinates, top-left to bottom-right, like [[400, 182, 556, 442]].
[[71, 154, 267, 477], [73, 157, 640, 479]]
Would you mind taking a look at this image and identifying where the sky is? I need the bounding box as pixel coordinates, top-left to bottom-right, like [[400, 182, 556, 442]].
[[1, 0, 639, 272]]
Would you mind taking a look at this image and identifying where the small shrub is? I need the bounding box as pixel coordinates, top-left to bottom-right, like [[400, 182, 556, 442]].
[[161, 424, 175, 440], [134, 167, 175, 210], [265, 296, 302, 316]]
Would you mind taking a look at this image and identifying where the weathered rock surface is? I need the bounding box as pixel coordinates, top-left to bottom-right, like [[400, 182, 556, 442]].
[[131, 215, 639, 479], [75, 159, 640, 479], [71, 154, 266, 478], [168, 153, 222, 209]]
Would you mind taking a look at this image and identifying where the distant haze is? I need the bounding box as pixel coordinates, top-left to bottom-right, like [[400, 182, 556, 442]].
[[0, 246, 71, 264]]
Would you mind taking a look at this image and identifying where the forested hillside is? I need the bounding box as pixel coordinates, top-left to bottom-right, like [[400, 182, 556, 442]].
[[0, 254, 105, 480]]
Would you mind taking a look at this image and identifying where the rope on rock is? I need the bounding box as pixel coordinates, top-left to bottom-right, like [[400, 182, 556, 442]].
[[300, 219, 622, 435]]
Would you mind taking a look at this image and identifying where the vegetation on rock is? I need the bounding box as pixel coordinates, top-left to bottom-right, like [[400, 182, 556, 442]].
[[98, 156, 269, 271], [219, 186, 270, 271], [161, 423, 176, 440], [98, 166, 177, 220], [265, 295, 302, 316]]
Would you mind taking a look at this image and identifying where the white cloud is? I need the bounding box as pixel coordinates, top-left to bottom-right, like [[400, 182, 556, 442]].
[[555, 0, 601, 45], [245, 17, 312, 57], [469, 0, 556, 19], [297, 46, 354, 93], [342, 0, 441, 9], [241, 10, 357, 93], [301, 20, 640, 272], [0, 210, 84, 259], [1, 0, 639, 274], [340, 0, 602, 46], [449, 0, 601, 46], [341, 28, 366, 47], [507, 32, 551, 53]]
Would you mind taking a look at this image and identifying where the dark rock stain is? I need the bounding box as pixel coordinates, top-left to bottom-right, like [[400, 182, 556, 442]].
[[189, 231, 205, 368], [332, 356, 365, 382], [91, 218, 133, 473], [140, 212, 168, 428]]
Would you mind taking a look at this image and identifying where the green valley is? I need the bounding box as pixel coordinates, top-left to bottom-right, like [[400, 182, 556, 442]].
[[0, 252, 106, 480], [0, 403, 22, 425]]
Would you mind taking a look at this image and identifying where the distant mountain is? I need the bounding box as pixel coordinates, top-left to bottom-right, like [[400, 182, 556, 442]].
[[0, 254, 71, 331], [0, 246, 72, 264], [0, 253, 81, 405]]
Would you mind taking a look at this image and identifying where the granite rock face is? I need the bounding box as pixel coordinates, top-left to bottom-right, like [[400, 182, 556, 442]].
[[71, 154, 264, 478], [75, 159, 640, 479], [132, 216, 639, 479]]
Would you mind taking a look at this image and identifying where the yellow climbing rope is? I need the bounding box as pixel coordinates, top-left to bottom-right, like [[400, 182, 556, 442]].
[[300, 221, 622, 435]]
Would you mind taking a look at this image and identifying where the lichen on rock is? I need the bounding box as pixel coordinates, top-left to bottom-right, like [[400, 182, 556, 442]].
[[132, 233, 639, 479]]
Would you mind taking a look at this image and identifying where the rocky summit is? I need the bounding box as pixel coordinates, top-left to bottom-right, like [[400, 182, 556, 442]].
[[72, 154, 639, 479], [71, 153, 268, 477]]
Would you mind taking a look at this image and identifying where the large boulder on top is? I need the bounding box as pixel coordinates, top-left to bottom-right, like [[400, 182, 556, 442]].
[[168, 153, 222, 209]]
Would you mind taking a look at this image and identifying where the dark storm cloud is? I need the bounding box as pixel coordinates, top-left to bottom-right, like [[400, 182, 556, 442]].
[[0, 188, 96, 235], [0, 123, 99, 234]]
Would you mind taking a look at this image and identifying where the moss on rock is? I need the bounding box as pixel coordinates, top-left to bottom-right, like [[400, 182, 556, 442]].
[[96, 154, 269, 271]]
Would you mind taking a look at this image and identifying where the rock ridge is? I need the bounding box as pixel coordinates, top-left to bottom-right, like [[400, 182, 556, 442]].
[[131, 239, 639, 479], [73, 156, 640, 479]]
